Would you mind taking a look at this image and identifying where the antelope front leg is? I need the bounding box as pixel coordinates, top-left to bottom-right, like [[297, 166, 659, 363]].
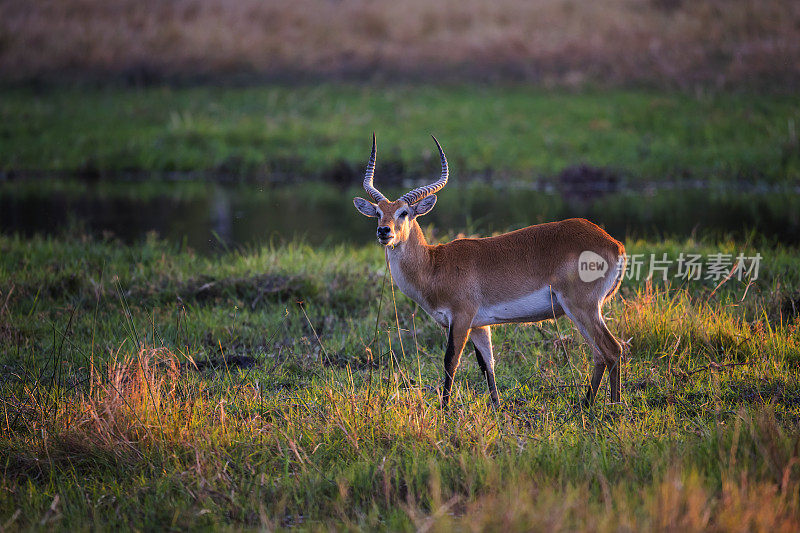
[[442, 318, 471, 409]]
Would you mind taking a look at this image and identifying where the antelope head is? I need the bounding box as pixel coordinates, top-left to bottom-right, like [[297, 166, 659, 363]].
[[353, 134, 448, 247]]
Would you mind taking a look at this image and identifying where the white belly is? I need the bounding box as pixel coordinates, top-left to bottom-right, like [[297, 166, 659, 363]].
[[472, 286, 561, 327], [386, 250, 559, 330]]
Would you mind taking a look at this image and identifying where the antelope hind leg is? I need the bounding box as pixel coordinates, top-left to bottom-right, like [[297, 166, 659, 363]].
[[470, 326, 499, 406]]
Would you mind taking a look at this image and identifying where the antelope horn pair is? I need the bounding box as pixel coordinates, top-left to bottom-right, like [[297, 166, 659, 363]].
[[362, 133, 449, 205]]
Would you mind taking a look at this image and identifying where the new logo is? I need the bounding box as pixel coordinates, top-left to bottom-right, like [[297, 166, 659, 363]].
[[578, 250, 608, 282]]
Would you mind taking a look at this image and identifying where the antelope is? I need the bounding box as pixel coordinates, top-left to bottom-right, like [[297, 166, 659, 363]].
[[353, 134, 626, 407]]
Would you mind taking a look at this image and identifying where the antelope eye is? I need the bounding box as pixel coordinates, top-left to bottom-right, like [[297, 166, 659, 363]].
[[398, 210, 408, 218]]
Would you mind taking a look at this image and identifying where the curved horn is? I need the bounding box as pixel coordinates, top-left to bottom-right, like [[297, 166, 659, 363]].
[[362, 133, 387, 203], [400, 135, 448, 205]]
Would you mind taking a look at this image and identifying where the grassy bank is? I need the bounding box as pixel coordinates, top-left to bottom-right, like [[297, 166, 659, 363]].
[[1, 233, 799, 529], [2, 85, 799, 183]]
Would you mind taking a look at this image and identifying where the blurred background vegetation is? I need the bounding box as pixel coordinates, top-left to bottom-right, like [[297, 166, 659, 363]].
[[2, 0, 799, 88], [1, 0, 799, 248]]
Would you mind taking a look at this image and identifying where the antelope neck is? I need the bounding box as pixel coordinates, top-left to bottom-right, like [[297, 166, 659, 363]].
[[385, 221, 432, 288]]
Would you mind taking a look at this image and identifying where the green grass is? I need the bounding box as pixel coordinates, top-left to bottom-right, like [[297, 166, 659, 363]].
[[1, 232, 799, 530], [2, 84, 799, 183]]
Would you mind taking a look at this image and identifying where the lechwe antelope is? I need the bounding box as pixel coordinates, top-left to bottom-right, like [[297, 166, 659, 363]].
[[353, 135, 626, 407]]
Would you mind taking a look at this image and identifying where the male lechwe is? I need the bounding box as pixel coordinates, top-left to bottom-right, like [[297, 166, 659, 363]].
[[353, 134, 626, 407]]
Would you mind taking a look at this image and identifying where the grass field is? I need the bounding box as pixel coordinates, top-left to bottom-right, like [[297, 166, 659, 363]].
[[1, 232, 799, 530], [2, 85, 799, 183]]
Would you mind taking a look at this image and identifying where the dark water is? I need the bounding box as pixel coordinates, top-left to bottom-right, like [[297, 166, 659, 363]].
[[1, 181, 799, 253]]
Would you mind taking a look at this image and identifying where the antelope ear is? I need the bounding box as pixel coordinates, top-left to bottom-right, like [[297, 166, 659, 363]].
[[412, 195, 437, 217], [353, 197, 378, 217]]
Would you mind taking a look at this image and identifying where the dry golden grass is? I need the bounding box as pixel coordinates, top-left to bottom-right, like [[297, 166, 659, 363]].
[[2, 0, 799, 86]]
